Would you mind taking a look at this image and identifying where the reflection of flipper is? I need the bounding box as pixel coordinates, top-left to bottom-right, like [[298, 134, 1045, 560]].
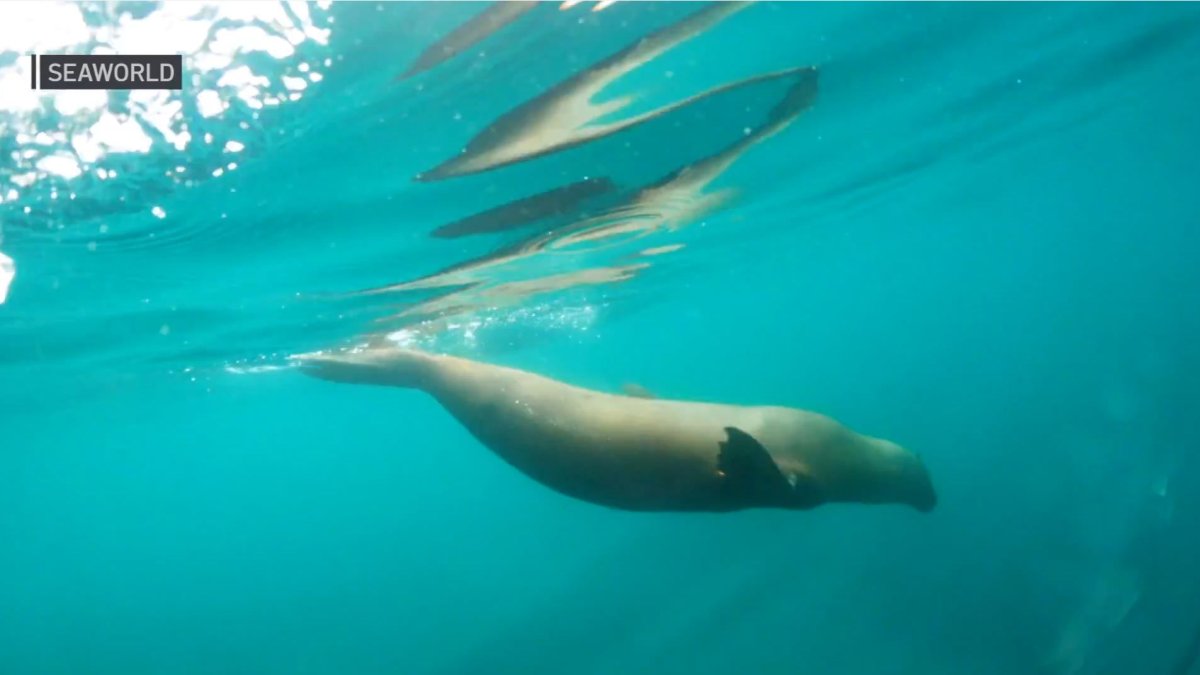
[[718, 427, 820, 508]]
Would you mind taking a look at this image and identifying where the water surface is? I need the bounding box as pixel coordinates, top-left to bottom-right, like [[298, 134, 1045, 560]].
[[2, 3, 1199, 674]]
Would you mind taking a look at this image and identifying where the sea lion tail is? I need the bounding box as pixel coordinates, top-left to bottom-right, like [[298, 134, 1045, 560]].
[[290, 345, 435, 389]]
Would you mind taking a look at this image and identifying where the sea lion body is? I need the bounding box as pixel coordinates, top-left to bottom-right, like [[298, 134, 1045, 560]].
[[297, 348, 936, 513]]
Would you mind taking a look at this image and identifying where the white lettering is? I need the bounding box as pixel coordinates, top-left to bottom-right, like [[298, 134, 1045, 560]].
[[41, 58, 180, 87], [79, 62, 112, 82]]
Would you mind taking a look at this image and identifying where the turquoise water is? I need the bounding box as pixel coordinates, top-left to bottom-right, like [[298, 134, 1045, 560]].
[[3, 2, 1200, 673]]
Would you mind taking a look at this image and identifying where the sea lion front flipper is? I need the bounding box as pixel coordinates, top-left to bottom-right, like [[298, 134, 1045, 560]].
[[621, 383, 656, 399], [718, 427, 820, 508], [718, 427, 791, 504]]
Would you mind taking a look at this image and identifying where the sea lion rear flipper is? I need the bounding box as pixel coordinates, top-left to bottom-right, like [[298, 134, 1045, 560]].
[[718, 427, 819, 508]]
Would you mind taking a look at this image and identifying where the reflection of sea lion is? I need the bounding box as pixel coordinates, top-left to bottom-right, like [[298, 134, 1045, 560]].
[[416, 2, 752, 180], [430, 176, 615, 239], [356, 65, 818, 326], [399, 1, 538, 80], [295, 347, 937, 513]]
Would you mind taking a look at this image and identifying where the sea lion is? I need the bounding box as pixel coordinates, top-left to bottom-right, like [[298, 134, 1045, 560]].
[[294, 347, 937, 514]]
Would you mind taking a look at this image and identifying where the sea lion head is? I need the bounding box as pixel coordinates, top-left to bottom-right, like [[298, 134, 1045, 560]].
[[866, 438, 938, 512]]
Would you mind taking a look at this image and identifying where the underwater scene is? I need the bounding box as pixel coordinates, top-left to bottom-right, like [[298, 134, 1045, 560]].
[[2, 2, 1200, 673]]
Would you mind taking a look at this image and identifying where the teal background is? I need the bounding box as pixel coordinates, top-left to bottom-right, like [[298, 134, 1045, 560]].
[[2, 3, 1199, 673]]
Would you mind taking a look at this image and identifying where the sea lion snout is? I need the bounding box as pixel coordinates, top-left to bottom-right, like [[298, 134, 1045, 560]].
[[908, 467, 938, 512], [897, 450, 938, 513]]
